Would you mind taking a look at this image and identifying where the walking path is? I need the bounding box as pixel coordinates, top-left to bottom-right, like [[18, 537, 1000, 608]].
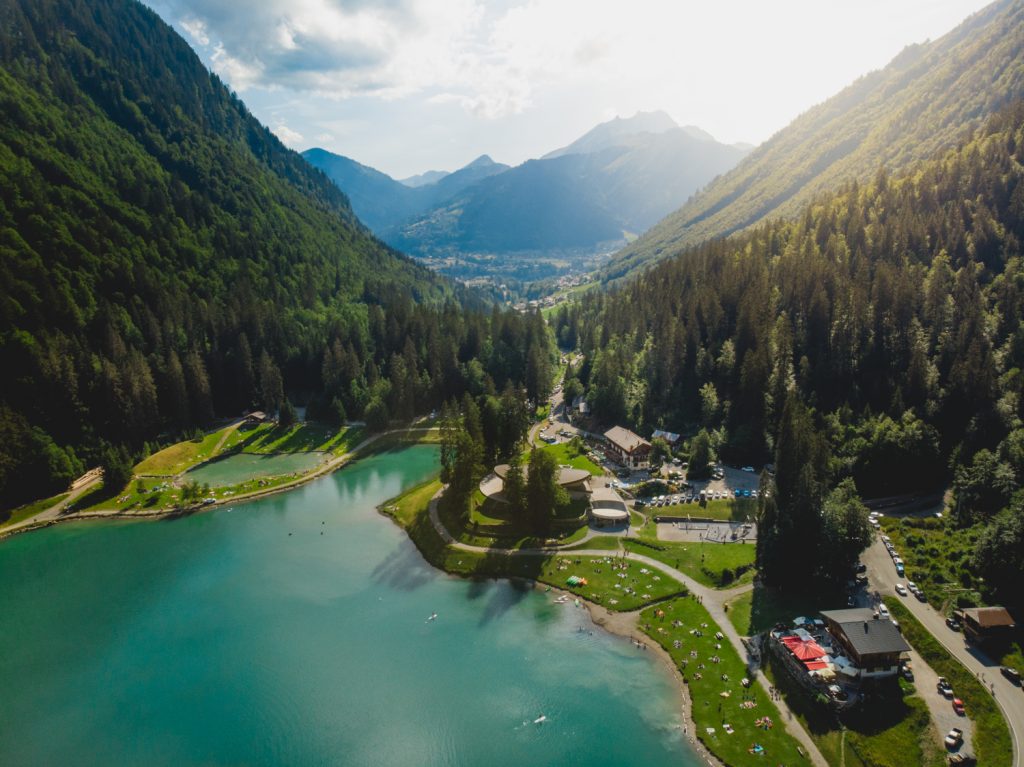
[[864, 537, 1022, 767], [427, 489, 827, 767]]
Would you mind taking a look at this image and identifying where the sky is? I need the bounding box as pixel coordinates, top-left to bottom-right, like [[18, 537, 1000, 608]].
[[144, 0, 994, 179]]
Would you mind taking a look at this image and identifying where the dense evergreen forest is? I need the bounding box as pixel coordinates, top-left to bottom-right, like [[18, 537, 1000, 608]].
[[555, 102, 1024, 595], [607, 0, 1024, 281], [0, 0, 553, 510]]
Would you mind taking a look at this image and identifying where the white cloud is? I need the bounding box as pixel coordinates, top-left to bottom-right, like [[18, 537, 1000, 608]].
[[273, 124, 305, 146], [179, 17, 209, 46]]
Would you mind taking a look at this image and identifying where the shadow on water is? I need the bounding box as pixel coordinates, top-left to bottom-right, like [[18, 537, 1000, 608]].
[[476, 576, 533, 627], [370, 543, 437, 592]]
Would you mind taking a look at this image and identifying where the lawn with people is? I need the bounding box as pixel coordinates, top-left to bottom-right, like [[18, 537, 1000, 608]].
[[639, 596, 806, 766]]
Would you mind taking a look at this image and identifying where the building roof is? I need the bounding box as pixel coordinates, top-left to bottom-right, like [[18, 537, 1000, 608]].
[[493, 464, 591, 487], [821, 609, 910, 656], [961, 606, 1016, 628], [604, 426, 651, 454], [821, 608, 874, 624], [589, 486, 629, 521], [652, 429, 681, 444]]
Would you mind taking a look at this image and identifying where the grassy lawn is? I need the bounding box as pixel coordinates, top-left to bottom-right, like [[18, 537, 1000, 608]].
[[885, 597, 1013, 767], [134, 424, 238, 475], [725, 586, 829, 636], [639, 597, 807, 766], [361, 428, 441, 455], [534, 440, 604, 476], [380, 482, 685, 611], [240, 422, 362, 456], [625, 517, 756, 588], [0, 492, 69, 529]]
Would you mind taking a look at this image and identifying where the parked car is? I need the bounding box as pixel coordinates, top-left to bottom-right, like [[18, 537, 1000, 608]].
[[854, 563, 867, 573], [937, 677, 954, 697], [944, 728, 964, 749], [878, 604, 890, 618], [948, 754, 975, 765], [895, 584, 907, 596], [946, 617, 962, 631], [741, 466, 755, 472], [901, 664, 914, 681], [896, 563, 905, 577], [1000, 666, 1021, 685], [952, 698, 965, 716], [914, 589, 926, 602]]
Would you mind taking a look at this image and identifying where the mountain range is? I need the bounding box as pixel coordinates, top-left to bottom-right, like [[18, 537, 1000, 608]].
[[605, 0, 1024, 281], [304, 112, 750, 281]]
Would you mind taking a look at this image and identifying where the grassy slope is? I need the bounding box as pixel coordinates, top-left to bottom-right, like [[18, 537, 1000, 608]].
[[884, 598, 1013, 767], [534, 441, 604, 476], [639, 597, 806, 766], [134, 425, 238, 475]]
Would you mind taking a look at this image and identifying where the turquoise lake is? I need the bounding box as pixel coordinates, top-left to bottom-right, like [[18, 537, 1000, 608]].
[[0, 445, 698, 767]]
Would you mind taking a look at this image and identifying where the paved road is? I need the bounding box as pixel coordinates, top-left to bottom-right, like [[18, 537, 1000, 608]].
[[864, 537, 1022, 767], [4, 471, 102, 533], [428, 490, 828, 767]]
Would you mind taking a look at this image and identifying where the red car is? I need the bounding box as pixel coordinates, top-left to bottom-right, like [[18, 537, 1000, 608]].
[[952, 698, 965, 715]]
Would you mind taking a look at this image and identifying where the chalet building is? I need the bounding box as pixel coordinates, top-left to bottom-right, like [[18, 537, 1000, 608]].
[[820, 608, 910, 679], [958, 606, 1016, 645], [603, 426, 651, 470], [243, 410, 269, 426]]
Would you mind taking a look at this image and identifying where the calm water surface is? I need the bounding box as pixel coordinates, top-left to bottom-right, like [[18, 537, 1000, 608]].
[[186, 451, 326, 486], [0, 446, 698, 767]]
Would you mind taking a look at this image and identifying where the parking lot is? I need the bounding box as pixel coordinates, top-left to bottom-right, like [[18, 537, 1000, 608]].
[[656, 518, 757, 543]]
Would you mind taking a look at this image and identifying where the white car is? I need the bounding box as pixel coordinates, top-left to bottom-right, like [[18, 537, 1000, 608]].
[[895, 584, 907, 596], [878, 604, 890, 618]]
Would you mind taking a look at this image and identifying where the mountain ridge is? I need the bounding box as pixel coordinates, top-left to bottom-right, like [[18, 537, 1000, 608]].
[[604, 0, 1024, 281]]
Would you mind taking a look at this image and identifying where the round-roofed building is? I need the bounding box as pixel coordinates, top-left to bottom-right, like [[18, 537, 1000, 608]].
[[479, 464, 593, 502]]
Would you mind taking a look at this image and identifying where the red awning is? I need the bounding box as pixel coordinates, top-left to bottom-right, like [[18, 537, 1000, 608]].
[[781, 636, 826, 661], [804, 660, 829, 671]]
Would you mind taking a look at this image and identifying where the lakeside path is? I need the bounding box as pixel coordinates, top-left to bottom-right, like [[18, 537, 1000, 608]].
[[427, 489, 828, 767], [0, 427, 437, 540]]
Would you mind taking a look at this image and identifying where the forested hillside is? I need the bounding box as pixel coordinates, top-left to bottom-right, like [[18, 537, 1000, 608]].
[[606, 0, 1024, 281], [301, 149, 509, 234], [0, 0, 552, 509], [556, 101, 1024, 596]]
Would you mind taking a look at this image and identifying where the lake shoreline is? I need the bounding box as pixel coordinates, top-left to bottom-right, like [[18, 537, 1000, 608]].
[[0, 427, 438, 542], [5, 436, 718, 766]]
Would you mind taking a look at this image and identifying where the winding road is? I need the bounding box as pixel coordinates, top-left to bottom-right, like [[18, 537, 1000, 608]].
[[864, 537, 1023, 767]]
